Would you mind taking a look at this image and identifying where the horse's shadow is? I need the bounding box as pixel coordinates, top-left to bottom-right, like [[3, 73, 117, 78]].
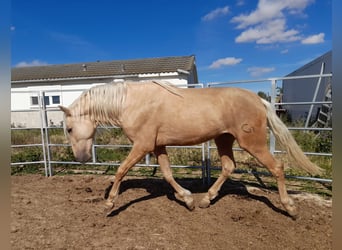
[[209, 179, 289, 217], [105, 178, 175, 216], [105, 177, 289, 217]]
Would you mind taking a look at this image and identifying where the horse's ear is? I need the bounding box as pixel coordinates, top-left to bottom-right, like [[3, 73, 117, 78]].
[[59, 105, 71, 116]]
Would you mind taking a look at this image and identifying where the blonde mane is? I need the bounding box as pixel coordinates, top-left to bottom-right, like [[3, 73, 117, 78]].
[[69, 82, 127, 126], [68, 80, 182, 127]]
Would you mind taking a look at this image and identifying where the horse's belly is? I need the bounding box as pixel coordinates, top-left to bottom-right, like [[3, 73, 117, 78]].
[[155, 126, 227, 146]]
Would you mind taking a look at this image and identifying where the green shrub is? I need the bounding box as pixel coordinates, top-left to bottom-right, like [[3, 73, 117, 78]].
[[11, 129, 42, 145], [291, 130, 332, 153], [11, 146, 43, 162], [11, 164, 43, 175], [11, 146, 44, 175], [167, 147, 203, 166], [50, 146, 74, 161], [96, 147, 131, 162]]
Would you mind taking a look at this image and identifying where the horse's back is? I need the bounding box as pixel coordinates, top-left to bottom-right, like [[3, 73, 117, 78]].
[[177, 86, 265, 116]]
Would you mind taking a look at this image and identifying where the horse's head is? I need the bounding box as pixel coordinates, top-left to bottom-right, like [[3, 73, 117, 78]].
[[59, 105, 97, 163]]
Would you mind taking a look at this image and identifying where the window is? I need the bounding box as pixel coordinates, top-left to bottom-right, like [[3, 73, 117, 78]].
[[52, 95, 60, 104], [30, 95, 60, 107], [31, 96, 39, 105]]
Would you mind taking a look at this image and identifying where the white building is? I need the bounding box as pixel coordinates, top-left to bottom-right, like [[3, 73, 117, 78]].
[[11, 55, 198, 127]]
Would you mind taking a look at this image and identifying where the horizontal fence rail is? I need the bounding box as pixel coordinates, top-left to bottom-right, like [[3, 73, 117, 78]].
[[11, 77, 332, 184]]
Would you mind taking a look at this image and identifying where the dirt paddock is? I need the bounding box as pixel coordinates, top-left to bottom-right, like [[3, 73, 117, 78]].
[[11, 174, 332, 250]]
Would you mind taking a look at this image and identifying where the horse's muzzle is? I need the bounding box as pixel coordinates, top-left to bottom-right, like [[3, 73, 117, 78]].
[[74, 152, 92, 164]]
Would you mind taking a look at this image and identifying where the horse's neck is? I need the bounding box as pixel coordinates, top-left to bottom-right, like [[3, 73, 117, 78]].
[[88, 102, 122, 127]]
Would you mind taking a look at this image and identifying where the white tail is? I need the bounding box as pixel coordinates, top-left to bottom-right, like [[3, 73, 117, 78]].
[[261, 99, 322, 175]]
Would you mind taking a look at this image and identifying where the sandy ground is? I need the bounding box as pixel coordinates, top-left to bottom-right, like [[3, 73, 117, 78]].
[[11, 174, 332, 250]]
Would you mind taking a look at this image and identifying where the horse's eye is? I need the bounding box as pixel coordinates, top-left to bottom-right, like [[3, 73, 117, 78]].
[[67, 128, 72, 134]]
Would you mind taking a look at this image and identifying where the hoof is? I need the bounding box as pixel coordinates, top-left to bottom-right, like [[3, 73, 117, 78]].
[[287, 207, 299, 220], [104, 200, 115, 216], [199, 198, 210, 209], [289, 213, 299, 220], [175, 192, 195, 211], [185, 199, 195, 211], [284, 198, 298, 219]]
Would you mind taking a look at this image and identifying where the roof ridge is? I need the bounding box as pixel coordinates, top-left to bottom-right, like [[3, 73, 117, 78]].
[[12, 55, 195, 69]]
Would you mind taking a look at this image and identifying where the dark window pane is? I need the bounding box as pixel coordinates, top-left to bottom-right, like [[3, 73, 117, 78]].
[[31, 96, 38, 105], [52, 95, 60, 104]]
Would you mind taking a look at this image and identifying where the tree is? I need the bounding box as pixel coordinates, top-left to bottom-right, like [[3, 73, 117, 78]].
[[257, 91, 271, 101]]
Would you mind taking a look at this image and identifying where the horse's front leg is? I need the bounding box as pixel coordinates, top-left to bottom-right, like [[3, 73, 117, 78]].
[[105, 145, 147, 213], [154, 146, 195, 210]]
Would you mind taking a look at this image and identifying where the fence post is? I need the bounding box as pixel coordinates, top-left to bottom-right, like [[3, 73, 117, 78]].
[[42, 91, 53, 176], [201, 143, 206, 185], [145, 153, 150, 165], [269, 79, 277, 155], [38, 91, 49, 176], [205, 141, 211, 185], [92, 139, 96, 163]]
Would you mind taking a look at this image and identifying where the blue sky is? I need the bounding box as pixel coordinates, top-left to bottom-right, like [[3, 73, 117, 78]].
[[11, 0, 331, 88]]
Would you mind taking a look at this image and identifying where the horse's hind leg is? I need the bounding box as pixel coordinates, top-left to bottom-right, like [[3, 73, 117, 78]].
[[199, 133, 236, 208], [154, 146, 195, 210], [238, 131, 298, 218]]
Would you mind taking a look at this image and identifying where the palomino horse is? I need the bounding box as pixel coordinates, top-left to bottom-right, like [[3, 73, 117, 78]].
[[59, 80, 322, 218]]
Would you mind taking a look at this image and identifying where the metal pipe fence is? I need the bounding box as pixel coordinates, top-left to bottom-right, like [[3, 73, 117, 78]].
[[11, 77, 332, 184]]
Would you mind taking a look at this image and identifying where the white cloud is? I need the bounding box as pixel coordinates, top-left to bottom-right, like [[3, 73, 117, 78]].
[[231, 0, 314, 44], [10, 26, 15, 31], [232, 0, 283, 29], [301, 33, 325, 44], [15, 60, 49, 68], [202, 6, 230, 21], [232, 0, 313, 28], [281, 49, 289, 54], [235, 18, 301, 44], [209, 57, 242, 69], [247, 66, 275, 77]]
